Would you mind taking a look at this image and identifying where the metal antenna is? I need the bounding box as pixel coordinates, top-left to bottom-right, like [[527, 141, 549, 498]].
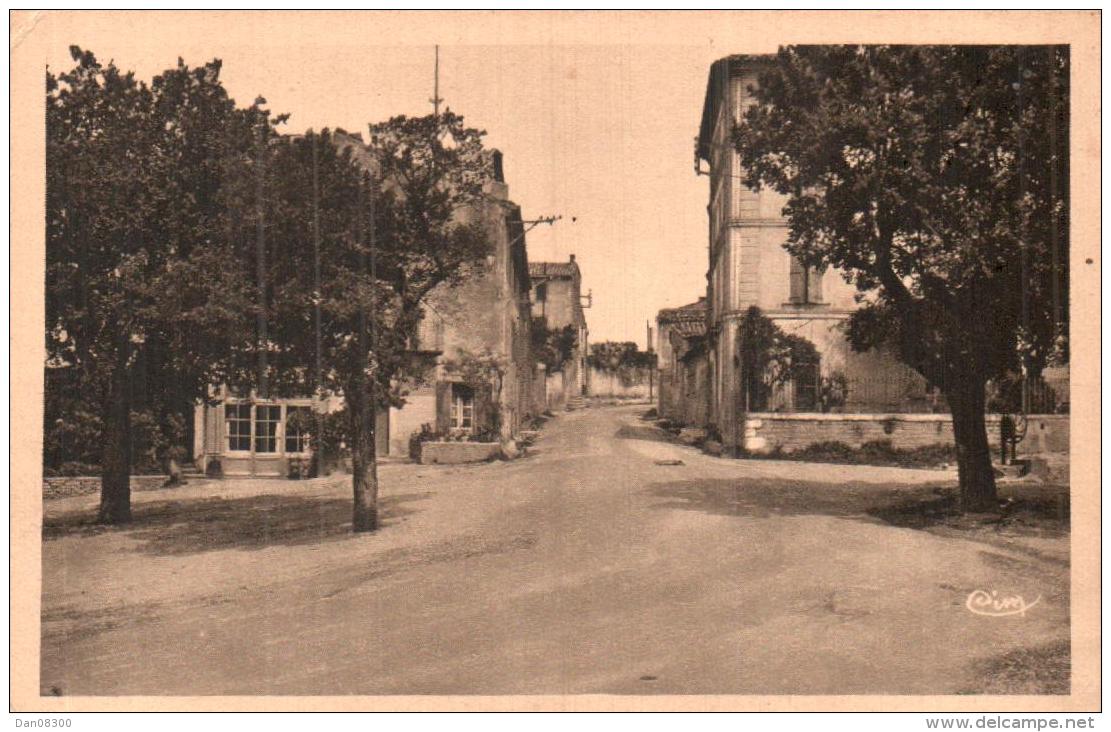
[[430, 45, 444, 118]]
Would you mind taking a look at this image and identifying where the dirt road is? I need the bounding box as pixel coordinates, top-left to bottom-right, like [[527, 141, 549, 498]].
[[40, 405, 1069, 696]]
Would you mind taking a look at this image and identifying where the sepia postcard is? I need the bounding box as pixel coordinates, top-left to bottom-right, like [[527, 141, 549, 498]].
[[9, 9, 1101, 713]]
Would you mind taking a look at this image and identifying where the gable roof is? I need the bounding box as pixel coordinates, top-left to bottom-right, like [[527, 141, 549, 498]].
[[529, 261, 578, 279], [658, 298, 707, 324], [659, 297, 707, 341]]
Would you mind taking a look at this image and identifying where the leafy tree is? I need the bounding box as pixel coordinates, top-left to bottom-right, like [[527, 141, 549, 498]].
[[587, 341, 657, 372], [734, 45, 1068, 510], [257, 113, 495, 532], [587, 341, 657, 389], [46, 48, 257, 522], [531, 317, 578, 373]]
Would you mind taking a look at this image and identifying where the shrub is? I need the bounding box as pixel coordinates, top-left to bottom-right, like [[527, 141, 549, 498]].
[[789, 440, 858, 463], [43, 461, 101, 477], [408, 423, 439, 460], [757, 439, 955, 469], [205, 458, 224, 478]]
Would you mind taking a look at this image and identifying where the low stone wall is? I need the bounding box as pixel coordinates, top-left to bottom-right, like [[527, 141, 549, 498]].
[[742, 413, 1069, 455], [588, 367, 652, 399], [43, 475, 170, 500], [418, 441, 501, 465]]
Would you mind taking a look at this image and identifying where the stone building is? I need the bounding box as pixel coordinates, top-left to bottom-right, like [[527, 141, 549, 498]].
[[411, 167, 537, 452], [192, 135, 537, 475], [656, 298, 709, 427], [696, 54, 927, 454], [529, 255, 590, 409]]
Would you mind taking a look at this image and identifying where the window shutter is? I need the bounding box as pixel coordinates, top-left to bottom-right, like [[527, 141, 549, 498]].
[[435, 381, 452, 434], [789, 257, 805, 303], [474, 383, 495, 436], [807, 267, 824, 304]]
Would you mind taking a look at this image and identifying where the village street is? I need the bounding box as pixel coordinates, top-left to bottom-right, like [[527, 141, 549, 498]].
[[40, 405, 1069, 697]]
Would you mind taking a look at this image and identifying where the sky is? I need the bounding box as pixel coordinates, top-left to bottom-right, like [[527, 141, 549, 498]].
[[34, 12, 783, 348]]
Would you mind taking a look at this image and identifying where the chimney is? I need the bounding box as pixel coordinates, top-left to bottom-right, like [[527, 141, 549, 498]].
[[569, 253, 576, 263], [491, 150, 505, 183]]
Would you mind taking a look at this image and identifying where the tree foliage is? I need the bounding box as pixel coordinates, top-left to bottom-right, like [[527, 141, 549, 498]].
[[734, 45, 1069, 510], [587, 341, 656, 372], [531, 317, 578, 373], [738, 306, 819, 411], [46, 47, 259, 521], [248, 113, 497, 531]]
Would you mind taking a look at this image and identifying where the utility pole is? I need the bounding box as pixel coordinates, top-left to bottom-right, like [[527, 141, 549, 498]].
[[255, 112, 268, 401], [311, 131, 323, 474], [368, 173, 378, 425], [647, 320, 654, 402]]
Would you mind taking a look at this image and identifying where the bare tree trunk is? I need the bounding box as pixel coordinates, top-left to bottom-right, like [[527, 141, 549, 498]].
[[347, 380, 378, 532], [98, 338, 132, 524], [947, 375, 998, 513]]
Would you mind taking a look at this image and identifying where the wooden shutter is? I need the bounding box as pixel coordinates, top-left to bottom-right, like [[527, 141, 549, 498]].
[[435, 381, 452, 434], [473, 382, 495, 437], [807, 266, 824, 304], [789, 257, 805, 303]]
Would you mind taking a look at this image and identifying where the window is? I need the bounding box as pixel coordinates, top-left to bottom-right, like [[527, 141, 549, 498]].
[[451, 385, 474, 431], [789, 257, 824, 304], [285, 406, 312, 454], [226, 403, 252, 452], [535, 283, 547, 303], [254, 405, 281, 453], [792, 360, 821, 411]]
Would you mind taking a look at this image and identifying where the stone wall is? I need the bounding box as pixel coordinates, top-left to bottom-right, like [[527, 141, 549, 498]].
[[389, 392, 436, 458], [545, 369, 570, 412], [43, 475, 169, 500], [588, 366, 653, 400], [418, 441, 501, 465], [742, 413, 1069, 455]]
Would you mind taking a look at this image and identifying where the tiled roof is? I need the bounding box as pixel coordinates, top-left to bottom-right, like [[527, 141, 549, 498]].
[[657, 298, 707, 324], [671, 319, 707, 338], [529, 262, 578, 278]]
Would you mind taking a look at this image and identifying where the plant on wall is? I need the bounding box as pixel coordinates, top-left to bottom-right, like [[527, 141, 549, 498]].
[[587, 341, 657, 387], [530, 317, 577, 374], [739, 306, 820, 411], [442, 348, 507, 442]]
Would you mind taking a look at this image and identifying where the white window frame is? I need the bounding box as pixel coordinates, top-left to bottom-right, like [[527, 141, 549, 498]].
[[253, 403, 282, 455], [450, 385, 475, 432], [224, 401, 253, 456]]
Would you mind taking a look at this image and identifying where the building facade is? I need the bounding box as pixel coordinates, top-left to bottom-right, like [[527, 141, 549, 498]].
[[529, 255, 590, 409], [193, 136, 538, 475], [656, 298, 709, 426], [697, 55, 927, 454]]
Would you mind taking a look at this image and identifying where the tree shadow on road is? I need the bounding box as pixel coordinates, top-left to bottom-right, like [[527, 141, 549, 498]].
[[648, 477, 1069, 538], [42, 491, 432, 556], [614, 423, 676, 444]]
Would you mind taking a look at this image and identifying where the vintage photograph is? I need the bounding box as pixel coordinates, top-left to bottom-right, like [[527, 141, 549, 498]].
[[11, 10, 1099, 712]]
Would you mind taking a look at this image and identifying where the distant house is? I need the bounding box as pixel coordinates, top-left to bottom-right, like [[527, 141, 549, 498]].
[[656, 298, 709, 427], [529, 255, 590, 409], [193, 134, 538, 476], [694, 54, 931, 453]]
